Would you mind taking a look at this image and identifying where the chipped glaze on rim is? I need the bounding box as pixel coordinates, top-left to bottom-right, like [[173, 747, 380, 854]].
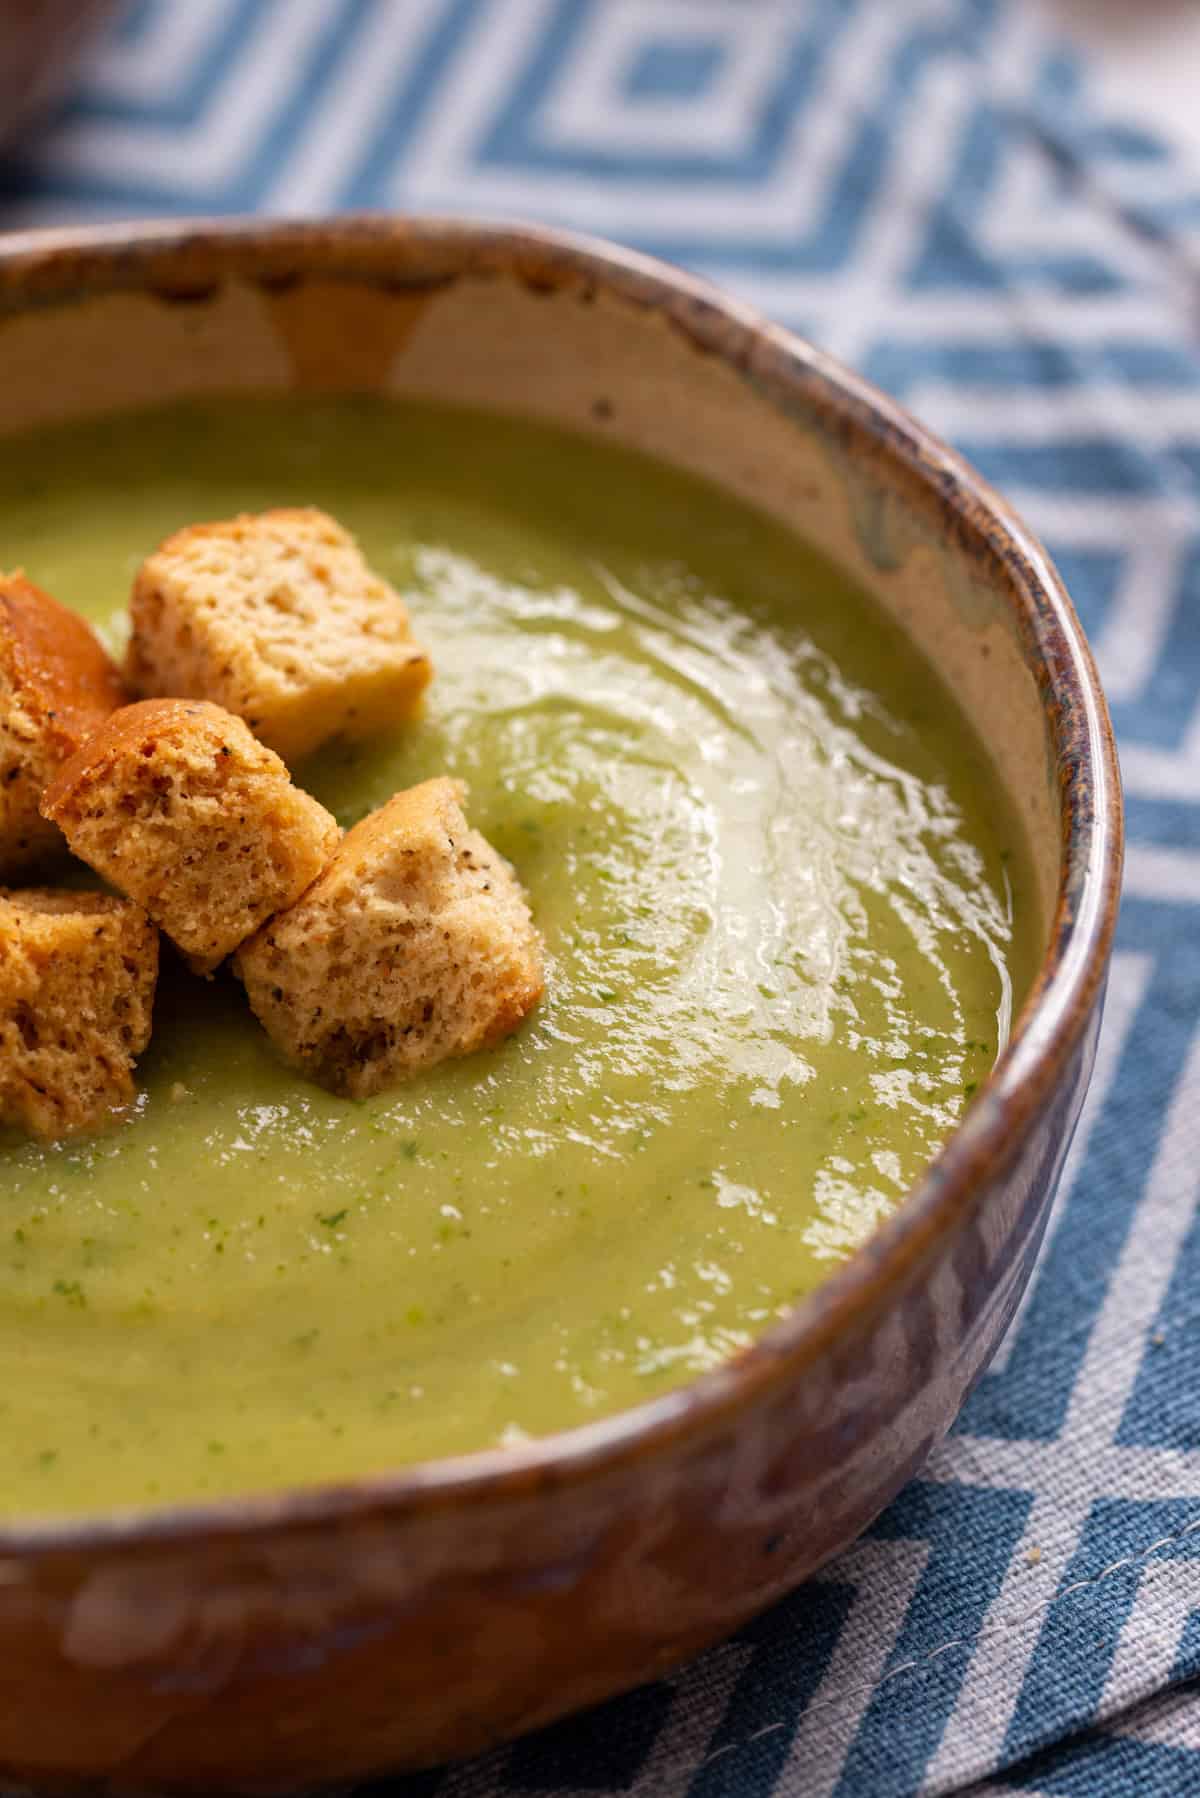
[[0, 216, 1123, 1554]]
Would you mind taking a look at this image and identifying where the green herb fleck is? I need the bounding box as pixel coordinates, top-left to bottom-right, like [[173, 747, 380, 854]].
[[318, 1208, 348, 1229], [52, 1279, 86, 1308]]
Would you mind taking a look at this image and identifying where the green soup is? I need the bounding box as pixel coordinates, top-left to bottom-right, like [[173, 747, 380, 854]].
[[0, 396, 1034, 1517]]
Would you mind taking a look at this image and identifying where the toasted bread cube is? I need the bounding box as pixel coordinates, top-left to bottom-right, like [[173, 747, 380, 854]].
[[235, 777, 544, 1097], [126, 508, 433, 763], [0, 573, 126, 876], [0, 889, 158, 1139], [41, 700, 340, 975]]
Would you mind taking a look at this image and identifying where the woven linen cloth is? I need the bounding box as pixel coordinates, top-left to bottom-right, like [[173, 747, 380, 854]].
[[4, 3, 1200, 1794]]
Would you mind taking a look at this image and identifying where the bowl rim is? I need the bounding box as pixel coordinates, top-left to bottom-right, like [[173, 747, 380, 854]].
[[0, 214, 1123, 1555]]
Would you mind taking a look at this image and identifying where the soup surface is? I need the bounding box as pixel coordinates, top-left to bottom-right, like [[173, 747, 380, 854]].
[[0, 397, 1034, 1517]]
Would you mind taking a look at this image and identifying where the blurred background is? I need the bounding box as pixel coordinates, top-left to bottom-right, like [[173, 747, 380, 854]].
[[3, 6, 1200, 1797], [5, 2, 1200, 215]]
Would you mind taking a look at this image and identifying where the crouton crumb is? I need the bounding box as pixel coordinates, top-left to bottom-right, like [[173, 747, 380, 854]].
[[0, 888, 158, 1139], [235, 777, 544, 1097], [126, 508, 432, 762], [0, 572, 126, 875], [42, 698, 340, 974]]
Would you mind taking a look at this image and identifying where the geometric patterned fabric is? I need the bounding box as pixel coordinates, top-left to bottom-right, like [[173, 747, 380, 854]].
[[5, 4, 1200, 1791]]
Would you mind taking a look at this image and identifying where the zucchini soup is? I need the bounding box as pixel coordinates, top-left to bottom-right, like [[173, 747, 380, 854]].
[[0, 396, 1035, 1516]]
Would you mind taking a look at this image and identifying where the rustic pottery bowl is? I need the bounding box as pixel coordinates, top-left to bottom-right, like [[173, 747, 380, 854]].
[[0, 218, 1121, 1795]]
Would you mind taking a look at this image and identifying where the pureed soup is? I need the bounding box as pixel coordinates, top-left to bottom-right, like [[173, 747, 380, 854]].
[[0, 397, 1036, 1516]]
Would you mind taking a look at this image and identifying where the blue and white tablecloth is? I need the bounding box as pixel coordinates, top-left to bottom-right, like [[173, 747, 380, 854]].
[[4, 3, 1200, 1793]]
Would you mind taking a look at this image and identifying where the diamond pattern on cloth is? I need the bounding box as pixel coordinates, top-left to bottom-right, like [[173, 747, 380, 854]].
[[4, 3, 1200, 1793]]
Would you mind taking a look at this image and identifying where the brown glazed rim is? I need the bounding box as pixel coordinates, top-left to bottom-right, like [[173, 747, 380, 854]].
[[0, 216, 1123, 1554]]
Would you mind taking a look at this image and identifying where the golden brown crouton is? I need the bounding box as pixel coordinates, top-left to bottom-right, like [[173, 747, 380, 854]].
[[0, 572, 126, 875], [235, 777, 544, 1097], [41, 699, 340, 975], [126, 508, 433, 763], [0, 888, 158, 1139]]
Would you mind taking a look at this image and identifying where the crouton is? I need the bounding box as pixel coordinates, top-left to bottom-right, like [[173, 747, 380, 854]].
[[0, 572, 126, 875], [126, 508, 433, 763], [235, 777, 544, 1097], [0, 888, 158, 1139], [41, 699, 340, 975]]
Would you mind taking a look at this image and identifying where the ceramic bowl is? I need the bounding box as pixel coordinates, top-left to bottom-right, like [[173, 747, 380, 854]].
[[0, 218, 1121, 1795]]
